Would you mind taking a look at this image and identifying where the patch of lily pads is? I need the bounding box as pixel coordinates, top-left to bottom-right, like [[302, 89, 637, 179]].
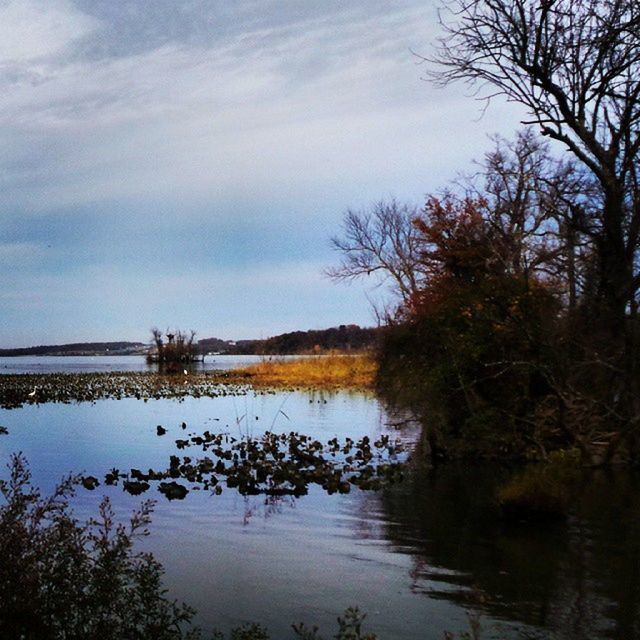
[[0, 372, 253, 409], [87, 430, 407, 500]]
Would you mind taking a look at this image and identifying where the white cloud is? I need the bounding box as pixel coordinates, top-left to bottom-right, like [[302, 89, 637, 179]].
[[0, 1, 530, 346], [0, 2, 525, 215], [0, 0, 98, 63]]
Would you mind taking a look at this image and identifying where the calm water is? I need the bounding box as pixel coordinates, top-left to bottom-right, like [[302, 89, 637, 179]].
[[0, 360, 639, 638], [0, 354, 273, 374]]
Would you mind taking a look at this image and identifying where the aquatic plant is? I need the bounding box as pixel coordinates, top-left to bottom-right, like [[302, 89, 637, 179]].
[[90, 431, 406, 500], [0, 359, 375, 409], [0, 372, 251, 409], [293, 607, 377, 639]]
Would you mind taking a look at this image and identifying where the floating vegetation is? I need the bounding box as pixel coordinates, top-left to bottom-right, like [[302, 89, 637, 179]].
[[0, 361, 375, 409], [0, 371, 252, 409], [91, 430, 406, 500]]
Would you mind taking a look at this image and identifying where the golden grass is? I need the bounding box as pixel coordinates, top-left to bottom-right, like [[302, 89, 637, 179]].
[[231, 354, 377, 390]]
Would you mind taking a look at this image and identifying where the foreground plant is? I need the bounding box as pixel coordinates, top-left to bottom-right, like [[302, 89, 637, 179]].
[[0, 453, 200, 640], [293, 607, 377, 640]]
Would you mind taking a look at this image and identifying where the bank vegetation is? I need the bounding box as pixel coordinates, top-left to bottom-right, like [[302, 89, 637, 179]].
[[330, 0, 640, 466], [232, 354, 376, 390]]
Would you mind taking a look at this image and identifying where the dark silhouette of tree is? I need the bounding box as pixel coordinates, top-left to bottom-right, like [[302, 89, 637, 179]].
[[428, 0, 640, 449], [431, 0, 640, 318], [326, 199, 425, 314], [0, 454, 199, 640], [148, 328, 198, 368]]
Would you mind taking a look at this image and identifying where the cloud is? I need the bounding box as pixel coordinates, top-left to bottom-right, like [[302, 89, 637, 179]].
[[0, 241, 49, 266], [0, 0, 98, 64], [0, 1, 530, 346], [0, 1, 524, 215]]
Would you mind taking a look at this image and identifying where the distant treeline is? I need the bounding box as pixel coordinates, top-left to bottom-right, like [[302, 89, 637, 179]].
[[199, 325, 379, 355], [0, 342, 146, 357], [0, 327, 378, 357]]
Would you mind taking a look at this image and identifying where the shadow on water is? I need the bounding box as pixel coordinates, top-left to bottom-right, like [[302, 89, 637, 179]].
[[376, 463, 640, 639]]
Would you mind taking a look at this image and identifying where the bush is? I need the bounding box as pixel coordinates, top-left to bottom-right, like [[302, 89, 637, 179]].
[[495, 451, 581, 521], [0, 453, 385, 640], [0, 453, 200, 640]]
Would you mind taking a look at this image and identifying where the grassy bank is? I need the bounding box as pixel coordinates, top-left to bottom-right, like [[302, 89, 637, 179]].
[[232, 354, 376, 390]]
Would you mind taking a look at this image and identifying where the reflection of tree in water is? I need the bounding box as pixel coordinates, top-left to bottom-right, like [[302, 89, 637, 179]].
[[371, 465, 640, 639]]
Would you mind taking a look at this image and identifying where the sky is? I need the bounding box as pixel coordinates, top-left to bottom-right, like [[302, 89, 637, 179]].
[[0, 0, 528, 347]]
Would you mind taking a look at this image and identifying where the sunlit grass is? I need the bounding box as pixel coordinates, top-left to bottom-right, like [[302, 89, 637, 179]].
[[233, 354, 377, 390]]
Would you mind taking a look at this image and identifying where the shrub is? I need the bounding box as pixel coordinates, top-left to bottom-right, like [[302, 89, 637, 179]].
[[0, 453, 200, 640], [496, 451, 580, 521], [0, 453, 385, 640]]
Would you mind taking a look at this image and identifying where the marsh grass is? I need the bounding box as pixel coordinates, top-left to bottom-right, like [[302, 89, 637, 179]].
[[496, 450, 581, 521], [232, 354, 376, 390]]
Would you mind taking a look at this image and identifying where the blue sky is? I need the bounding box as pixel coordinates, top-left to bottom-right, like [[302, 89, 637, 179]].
[[0, 0, 526, 346]]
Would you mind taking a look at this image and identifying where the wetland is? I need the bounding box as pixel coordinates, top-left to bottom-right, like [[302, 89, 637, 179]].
[[0, 356, 639, 638]]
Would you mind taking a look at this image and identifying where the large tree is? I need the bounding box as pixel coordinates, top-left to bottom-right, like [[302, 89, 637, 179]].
[[431, 0, 640, 327], [430, 0, 640, 431]]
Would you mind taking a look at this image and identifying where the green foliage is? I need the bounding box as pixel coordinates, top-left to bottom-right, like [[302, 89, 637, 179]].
[[0, 453, 200, 640]]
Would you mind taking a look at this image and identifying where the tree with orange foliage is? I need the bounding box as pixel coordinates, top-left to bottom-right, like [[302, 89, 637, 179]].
[[378, 195, 561, 458]]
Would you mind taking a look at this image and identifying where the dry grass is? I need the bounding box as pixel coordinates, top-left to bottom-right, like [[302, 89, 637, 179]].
[[232, 354, 377, 390]]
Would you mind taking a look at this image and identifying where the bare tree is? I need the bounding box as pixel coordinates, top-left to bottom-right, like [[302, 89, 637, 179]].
[[326, 199, 425, 308], [462, 130, 596, 310], [428, 0, 640, 441], [430, 0, 640, 331], [148, 328, 198, 365]]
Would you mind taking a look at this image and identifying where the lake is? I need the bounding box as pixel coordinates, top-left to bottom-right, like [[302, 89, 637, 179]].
[[0, 354, 278, 374], [0, 356, 639, 638]]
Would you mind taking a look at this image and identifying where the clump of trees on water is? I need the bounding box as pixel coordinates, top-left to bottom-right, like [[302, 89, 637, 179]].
[[148, 328, 199, 369], [331, 0, 640, 465]]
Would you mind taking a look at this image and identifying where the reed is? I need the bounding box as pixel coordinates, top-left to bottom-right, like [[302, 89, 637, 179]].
[[233, 353, 376, 390]]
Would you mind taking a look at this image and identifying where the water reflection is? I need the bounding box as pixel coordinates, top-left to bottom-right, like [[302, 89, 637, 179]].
[[375, 464, 640, 639], [2, 386, 640, 638], [0, 354, 289, 375], [241, 494, 297, 526]]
